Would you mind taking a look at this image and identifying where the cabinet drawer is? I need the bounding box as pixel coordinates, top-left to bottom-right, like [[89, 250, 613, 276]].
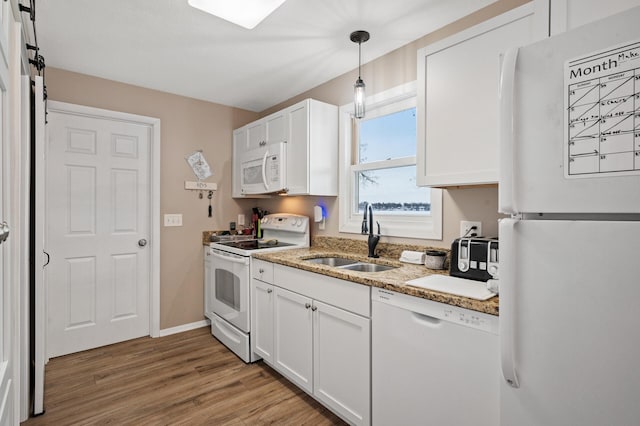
[[252, 259, 274, 283], [274, 264, 370, 317]]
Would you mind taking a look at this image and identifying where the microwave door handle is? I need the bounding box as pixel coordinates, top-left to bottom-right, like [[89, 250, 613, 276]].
[[261, 150, 269, 191], [210, 250, 249, 265]]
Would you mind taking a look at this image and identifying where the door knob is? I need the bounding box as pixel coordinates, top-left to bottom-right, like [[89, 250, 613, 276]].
[[138, 239, 148, 247]]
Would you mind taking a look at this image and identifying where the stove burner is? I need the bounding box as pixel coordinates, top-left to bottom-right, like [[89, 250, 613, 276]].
[[218, 239, 294, 250]]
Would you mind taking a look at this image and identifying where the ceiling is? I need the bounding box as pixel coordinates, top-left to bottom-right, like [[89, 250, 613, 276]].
[[36, 0, 495, 112]]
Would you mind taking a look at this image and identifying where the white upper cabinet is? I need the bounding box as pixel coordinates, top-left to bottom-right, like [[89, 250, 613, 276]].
[[550, 0, 640, 35], [232, 127, 246, 198], [232, 98, 338, 197], [416, 1, 549, 187], [265, 112, 287, 145], [246, 111, 288, 150], [246, 120, 265, 150], [285, 99, 338, 196]]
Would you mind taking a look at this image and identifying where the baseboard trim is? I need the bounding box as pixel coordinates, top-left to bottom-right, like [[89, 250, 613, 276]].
[[158, 319, 210, 337]]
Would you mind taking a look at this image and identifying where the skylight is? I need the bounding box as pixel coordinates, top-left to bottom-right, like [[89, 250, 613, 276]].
[[187, 0, 287, 29]]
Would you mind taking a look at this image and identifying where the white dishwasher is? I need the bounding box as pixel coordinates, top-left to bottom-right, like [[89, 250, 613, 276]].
[[372, 288, 499, 426]]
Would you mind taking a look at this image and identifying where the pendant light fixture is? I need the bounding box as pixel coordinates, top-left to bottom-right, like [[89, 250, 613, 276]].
[[350, 30, 370, 119]]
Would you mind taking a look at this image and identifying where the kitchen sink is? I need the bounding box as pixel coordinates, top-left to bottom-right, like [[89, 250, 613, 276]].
[[306, 257, 397, 273], [306, 257, 358, 267], [338, 263, 397, 273]]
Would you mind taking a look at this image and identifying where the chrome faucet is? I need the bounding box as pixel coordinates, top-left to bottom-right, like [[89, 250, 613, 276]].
[[361, 202, 380, 258]]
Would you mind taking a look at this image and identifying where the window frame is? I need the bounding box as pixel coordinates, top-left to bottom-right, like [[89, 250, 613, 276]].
[[338, 81, 443, 240]]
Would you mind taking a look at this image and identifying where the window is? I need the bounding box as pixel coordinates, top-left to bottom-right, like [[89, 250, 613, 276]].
[[339, 81, 442, 240]]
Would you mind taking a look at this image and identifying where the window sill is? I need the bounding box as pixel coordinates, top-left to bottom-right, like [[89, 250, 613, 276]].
[[339, 189, 443, 240]]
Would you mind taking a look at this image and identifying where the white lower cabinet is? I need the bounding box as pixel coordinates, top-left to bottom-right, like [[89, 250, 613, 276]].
[[251, 279, 274, 363], [313, 300, 370, 426], [203, 247, 214, 319], [251, 263, 371, 426], [274, 287, 313, 393]]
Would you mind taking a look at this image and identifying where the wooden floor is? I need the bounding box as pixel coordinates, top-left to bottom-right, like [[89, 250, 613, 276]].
[[23, 326, 346, 425]]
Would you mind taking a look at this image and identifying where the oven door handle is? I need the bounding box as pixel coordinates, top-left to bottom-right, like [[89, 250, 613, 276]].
[[209, 249, 250, 265]]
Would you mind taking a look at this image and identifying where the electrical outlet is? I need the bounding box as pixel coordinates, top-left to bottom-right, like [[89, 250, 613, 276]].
[[237, 214, 245, 226], [460, 221, 482, 238], [164, 214, 183, 227]]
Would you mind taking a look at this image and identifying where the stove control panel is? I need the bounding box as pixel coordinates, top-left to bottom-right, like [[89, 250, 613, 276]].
[[261, 214, 309, 232]]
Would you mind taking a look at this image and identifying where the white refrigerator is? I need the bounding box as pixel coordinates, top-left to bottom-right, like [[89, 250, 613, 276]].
[[499, 6, 640, 426]]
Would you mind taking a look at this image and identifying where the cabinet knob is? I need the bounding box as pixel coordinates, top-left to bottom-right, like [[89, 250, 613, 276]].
[[259, 268, 265, 273], [305, 303, 311, 309], [267, 288, 273, 294], [311, 306, 317, 311]]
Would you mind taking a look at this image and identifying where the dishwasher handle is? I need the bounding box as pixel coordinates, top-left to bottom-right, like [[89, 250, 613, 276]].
[[411, 311, 441, 326]]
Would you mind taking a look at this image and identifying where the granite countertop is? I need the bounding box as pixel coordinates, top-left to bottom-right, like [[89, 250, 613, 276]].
[[252, 236, 499, 316]]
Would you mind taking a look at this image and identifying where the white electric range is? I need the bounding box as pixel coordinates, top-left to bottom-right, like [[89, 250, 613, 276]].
[[204, 213, 309, 362]]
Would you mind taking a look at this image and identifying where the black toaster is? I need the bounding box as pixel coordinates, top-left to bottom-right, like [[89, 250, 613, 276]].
[[449, 237, 499, 282]]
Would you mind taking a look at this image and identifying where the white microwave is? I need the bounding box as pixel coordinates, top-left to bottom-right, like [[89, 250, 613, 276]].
[[241, 142, 287, 195]]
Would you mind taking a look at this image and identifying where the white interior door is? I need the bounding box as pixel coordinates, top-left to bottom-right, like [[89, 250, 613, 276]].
[[0, 1, 15, 423], [45, 109, 152, 358], [18, 76, 30, 421], [32, 76, 45, 417]]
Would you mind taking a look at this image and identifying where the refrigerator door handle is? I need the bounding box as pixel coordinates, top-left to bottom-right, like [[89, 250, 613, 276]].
[[498, 47, 519, 216], [500, 218, 520, 388]]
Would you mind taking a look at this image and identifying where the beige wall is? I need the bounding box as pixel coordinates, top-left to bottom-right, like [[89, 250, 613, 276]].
[[46, 68, 259, 329], [46, 0, 524, 330]]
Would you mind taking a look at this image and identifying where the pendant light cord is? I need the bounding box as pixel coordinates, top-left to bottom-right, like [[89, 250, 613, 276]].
[[358, 41, 362, 79]]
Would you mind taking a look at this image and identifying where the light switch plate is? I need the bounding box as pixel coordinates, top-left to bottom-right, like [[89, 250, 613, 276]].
[[164, 214, 183, 227], [237, 214, 245, 226]]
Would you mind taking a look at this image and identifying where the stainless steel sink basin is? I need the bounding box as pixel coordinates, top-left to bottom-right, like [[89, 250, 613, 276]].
[[306, 257, 397, 273], [338, 263, 397, 273], [306, 257, 358, 267]]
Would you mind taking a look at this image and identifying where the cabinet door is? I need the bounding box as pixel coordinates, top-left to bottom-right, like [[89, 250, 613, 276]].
[[285, 99, 339, 196], [247, 121, 265, 150], [273, 287, 313, 393], [252, 259, 274, 283], [204, 248, 214, 319], [251, 279, 274, 363], [550, 0, 640, 35], [246, 113, 287, 151], [265, 111, 287, 144], [313, 300, 370, 426], [416, 2, 548, 187], [286, 101, 309, 195], [232, 128, 246, 198]]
